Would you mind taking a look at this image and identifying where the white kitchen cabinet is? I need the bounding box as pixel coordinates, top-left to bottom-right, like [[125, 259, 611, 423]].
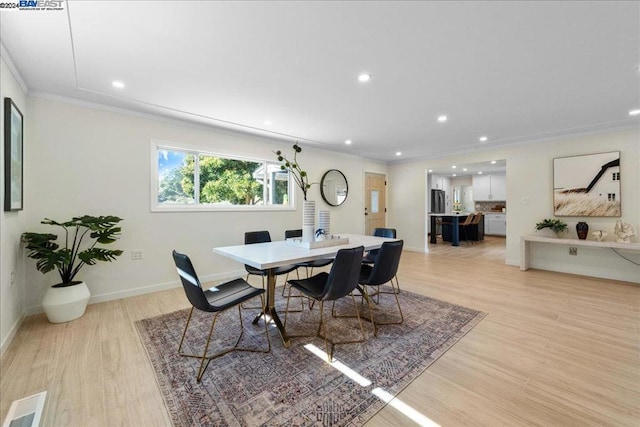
[[472, 174, 506, 201], [473, 175, 492, 200], [491, 174, 506, 200], [485, 213, 506, 236], [431, 174, 451, 190]]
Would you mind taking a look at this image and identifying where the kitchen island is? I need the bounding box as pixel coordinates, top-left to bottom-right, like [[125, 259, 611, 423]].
[[429, 212, 478, 246]]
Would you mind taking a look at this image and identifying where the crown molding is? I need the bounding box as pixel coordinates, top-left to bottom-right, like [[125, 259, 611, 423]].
[[389, 121, 639, 165], [0, 42, 29, 94]]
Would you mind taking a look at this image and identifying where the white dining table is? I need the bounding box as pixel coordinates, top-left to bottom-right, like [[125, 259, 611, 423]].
[[213, 234, 396, 347]]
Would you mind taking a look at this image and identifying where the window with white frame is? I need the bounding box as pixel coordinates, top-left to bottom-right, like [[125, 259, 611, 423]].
[[152, 142, 292, 211]]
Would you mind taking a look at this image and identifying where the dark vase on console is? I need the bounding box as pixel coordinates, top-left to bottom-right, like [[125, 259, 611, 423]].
[[576, 222, 589, 240]]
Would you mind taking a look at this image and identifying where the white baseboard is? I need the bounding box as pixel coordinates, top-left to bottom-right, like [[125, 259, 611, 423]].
[[0, 313, 25, 357], [505, 257, 520, 267], [23, 269, 247, 317], [404, 246, 426, 253]]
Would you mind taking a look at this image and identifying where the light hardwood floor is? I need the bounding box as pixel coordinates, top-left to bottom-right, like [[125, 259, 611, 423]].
[[1, 236, 638, 426]]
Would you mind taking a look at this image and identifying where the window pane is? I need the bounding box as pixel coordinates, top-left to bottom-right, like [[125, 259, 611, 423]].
[[199, 154, 263, 205], [371, 190, 379, 213], [266, 163, 290, 205], [153, 143, 293, 210], [157, 150, 195, 204]]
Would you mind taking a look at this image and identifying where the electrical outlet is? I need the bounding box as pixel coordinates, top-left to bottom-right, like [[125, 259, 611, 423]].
[[131, 250, 144, 260], [522, 197, 529, 205], [569, 247, 577, 256], [10, 271, 15, 287]]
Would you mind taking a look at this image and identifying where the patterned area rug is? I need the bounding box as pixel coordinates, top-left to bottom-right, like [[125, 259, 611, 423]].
[[136, 289, 485, 426]]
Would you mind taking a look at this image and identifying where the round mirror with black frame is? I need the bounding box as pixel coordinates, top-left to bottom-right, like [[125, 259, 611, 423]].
[[320, 169, 348, 206]]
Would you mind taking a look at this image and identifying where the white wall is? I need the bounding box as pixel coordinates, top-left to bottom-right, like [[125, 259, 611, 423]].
[[0, 57, 27, 353], [389, 128, 640, 283], [22, 96, 387, 313]]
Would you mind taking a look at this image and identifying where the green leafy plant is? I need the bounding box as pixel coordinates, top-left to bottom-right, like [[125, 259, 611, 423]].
[[274, 142, 316, 201], [535, 218, 568, 234], [22, 215, 124, 287]]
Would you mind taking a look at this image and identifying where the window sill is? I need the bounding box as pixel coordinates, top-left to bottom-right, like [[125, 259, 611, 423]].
[[150, 205, 297, 213]]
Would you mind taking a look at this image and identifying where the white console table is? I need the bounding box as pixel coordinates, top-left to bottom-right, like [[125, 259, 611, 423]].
[[520, 235, 640, 271]]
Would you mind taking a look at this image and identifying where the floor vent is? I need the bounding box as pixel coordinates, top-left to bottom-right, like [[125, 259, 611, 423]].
[[2, 391, 46, 427]]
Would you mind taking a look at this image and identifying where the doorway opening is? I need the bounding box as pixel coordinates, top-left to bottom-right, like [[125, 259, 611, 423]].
[[425, 160, 507, 253]]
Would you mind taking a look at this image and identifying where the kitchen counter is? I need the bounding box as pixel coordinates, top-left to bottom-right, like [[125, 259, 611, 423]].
[[484, 212, 506, 235]]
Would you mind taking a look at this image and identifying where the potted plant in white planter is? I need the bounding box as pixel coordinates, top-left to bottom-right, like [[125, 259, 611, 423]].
[[22, 215, 123, 323], [535, 218, 568, 237]]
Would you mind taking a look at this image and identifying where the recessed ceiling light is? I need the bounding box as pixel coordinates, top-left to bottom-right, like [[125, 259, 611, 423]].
[[395, 151, 402, 156], [463, 168, 468, 172], [478, 171, 483, 174], [345, 139, 352, 145], [479, 136, 488, 142], [428, 169, 433, 173], [629, 109, 640, 116], [112, 81, 125, 89], [358, 73, 371, 82], [452, 174, 457, 177], [491, 160, 497, 164], [451, 165, 457, 169], [437, 115, 448, 123], [264, 120, 272, 125]]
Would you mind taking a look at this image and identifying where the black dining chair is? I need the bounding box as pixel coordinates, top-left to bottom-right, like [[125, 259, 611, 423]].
[[282, 229, 334, 309], [358, 240, 404, 337], [244, 230, 299, 308], [362, 227, 397, 264], [284, 246, 366, 361], [285, 229, 333, 277], [362, 227, 401, 293], [172, 250, 271, 382]]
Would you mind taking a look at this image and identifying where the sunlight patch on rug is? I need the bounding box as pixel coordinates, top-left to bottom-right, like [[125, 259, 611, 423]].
[[136, 290, 485, 426]]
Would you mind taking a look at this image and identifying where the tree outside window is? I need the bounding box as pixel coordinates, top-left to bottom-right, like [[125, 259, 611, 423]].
[[156, 147, 290, 208]]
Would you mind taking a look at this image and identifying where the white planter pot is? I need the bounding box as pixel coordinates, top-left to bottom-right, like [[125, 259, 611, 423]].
[[42, 282, 91, 323], [536, 228, 558, 238], [302, 200, 316, 243]]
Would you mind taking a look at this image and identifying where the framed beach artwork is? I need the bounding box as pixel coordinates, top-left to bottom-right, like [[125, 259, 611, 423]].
[[553, 151, 620, 217], [4, 98, 24, 211]]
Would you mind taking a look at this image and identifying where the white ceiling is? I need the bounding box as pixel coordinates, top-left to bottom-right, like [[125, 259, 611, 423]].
[[429, 159, 506, 178], [1, 1, 638, 163]]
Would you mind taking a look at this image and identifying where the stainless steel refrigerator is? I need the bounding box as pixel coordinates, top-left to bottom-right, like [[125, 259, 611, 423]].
[[431, 189, 445, 213]]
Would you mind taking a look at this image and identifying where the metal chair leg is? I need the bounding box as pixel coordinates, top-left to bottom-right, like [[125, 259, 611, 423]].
[[361, 282, 404, 337], [177, 307, 195, 355], [318, 294, 366, 362], [179, 299, 271, 383], [242, 275, 266, 309], [286, 294, 365, 361]]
